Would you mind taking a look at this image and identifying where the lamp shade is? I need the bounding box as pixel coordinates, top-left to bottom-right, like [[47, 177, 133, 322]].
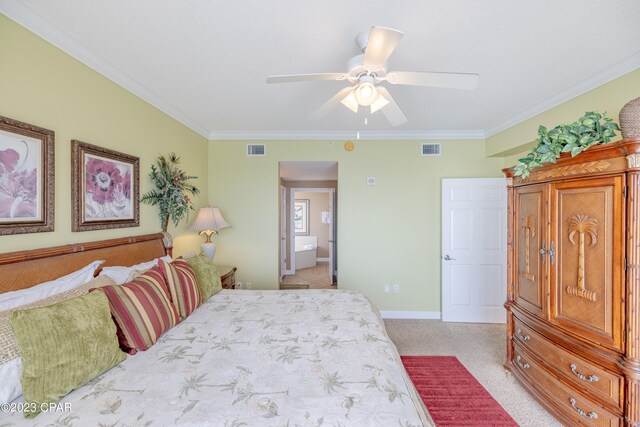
[[187, 207, 231, 233]]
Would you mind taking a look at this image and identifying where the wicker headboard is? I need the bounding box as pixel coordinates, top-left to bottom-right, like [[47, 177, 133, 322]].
[[0, 233, 172, 294]]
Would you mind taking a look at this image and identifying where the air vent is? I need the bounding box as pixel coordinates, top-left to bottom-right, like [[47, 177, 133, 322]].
[[421, 143, 441, 156], [247, 144, 266, 156]]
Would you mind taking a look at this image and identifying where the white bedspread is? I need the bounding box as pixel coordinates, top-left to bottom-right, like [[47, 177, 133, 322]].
[[3, 290, 433, 426]]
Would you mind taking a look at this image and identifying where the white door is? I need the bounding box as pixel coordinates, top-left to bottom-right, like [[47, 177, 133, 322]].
[[441, 178, 507, 323], [280, 185, 287, 279]]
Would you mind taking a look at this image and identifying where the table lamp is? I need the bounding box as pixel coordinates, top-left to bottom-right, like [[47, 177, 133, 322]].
[[187, 206, 231, 259]]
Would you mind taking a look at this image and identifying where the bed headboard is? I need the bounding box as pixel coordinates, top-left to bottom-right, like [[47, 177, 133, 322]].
[[0, 233, 172, 294]]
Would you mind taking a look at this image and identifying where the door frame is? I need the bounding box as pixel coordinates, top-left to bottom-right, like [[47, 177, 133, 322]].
[[280, 184, 288, 279], [289, 187, 335, 276]]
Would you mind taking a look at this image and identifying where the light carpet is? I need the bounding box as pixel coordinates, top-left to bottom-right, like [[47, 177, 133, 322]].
[[385, 319, 561, 427]]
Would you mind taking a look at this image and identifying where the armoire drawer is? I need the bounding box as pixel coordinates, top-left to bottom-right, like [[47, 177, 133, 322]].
[[513, 318, 623, 409], [512, 343, 621, 427]]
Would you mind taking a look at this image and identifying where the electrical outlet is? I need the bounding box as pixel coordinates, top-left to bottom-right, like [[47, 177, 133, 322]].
[[236, 282, 243, 289], [246, 282, 252, 289], [393, 284, 400, 293], [384, 284, 390, 293]]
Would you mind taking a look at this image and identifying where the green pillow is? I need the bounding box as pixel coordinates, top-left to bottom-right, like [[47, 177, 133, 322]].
[[11, 291, 126, 418], [185, 253, 222, 301]]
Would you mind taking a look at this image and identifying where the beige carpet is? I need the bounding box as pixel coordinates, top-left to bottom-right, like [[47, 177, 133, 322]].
[[280, 263, 337, 289], [384, 319, 561, 427]]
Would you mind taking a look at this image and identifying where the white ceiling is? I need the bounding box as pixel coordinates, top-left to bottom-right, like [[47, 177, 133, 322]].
[[280, 161, 338, 181], [2, 1, 640, 140]]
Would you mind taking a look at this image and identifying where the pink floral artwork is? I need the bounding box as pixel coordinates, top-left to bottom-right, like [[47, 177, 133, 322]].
[[0, 132, 41, 222], [84, 154, 133, 220]]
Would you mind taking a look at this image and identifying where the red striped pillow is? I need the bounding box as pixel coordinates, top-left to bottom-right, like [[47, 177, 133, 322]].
[[158, 259, 202, 319], [93, 265, 179, 354]]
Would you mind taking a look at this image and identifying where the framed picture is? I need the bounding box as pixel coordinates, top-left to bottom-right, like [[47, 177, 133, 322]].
[[0, 115, 54, 235], [294, 199, 309, 235], [72, 140, 139, 231]]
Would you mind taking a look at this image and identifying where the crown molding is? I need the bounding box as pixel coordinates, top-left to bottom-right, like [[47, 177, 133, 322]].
[[207, 130, 486, 141], [0, 1, 211, 139], [485, 51, 640, 138]]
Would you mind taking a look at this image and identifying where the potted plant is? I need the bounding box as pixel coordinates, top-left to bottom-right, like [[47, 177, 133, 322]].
[[514, 111, 620, 178], [141, 153, 199, 232]]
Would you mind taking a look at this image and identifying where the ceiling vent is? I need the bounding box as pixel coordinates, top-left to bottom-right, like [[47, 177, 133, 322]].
[[421, 143, 441, 156], [247, 144, 266, 157]]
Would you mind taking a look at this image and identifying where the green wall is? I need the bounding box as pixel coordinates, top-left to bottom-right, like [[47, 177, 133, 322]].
[[0, 14, 209, 256], [488, 68, 640, 168], [209, 139, 504, 311], [4, 11, 637, 313]]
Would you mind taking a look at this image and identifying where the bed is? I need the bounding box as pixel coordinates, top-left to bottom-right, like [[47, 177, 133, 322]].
[[0, 233, 433, 426]]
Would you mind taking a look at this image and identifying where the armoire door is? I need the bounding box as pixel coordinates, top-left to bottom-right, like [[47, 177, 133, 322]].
[[514, 184, 547, 319], [549, 175, 625, 351]]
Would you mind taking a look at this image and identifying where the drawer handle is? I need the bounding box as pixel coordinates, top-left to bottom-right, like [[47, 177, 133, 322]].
[[515, 355, 529, 370], [569, 397, 598, 420], [516, 329, 530, 341], [570, 364, 599, 382]]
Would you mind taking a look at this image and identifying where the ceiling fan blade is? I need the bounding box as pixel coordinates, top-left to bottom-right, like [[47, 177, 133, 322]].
[[376, 87, 407, 126], [386, 71, 479, 90], [308, 87, 355, 121], [267, 73, 347, 84], [362, 26, 403, 71]]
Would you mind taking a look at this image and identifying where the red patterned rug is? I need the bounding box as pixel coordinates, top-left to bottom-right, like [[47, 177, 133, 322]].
[[401, 356, 518, 426]]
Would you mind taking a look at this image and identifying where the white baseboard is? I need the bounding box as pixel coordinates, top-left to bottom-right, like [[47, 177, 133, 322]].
[[283, 269, 295, 276], [379, 311, 441, 320], [316, 258, 329, 262]]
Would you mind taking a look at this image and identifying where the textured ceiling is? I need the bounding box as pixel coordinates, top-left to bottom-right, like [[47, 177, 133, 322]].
[[1, 0, 640, 138]]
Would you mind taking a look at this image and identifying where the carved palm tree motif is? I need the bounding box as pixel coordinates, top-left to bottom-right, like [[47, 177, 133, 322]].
[[566, 214, 598, 301], [520, 215, 536, 281]]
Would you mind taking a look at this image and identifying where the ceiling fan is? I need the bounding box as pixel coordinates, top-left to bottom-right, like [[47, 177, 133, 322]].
[[266, 26, 479, 126]]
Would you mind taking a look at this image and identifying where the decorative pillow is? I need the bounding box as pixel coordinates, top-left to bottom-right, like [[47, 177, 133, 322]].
[[185, 253, 223, 301], [10, 291, 126, 418], [0, 260, 104, 311], [98, 255, 172, 284], [0, 275, 115, 404], [0, 358, 21, 404], [94, 266, 179, 353], [158, 259, 202, 319]]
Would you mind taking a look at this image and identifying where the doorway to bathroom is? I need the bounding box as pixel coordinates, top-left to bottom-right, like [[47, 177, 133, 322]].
[[278, 161, 337, 289]]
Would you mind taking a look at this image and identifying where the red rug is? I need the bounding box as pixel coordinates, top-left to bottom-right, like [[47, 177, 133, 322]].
[[401, 356, 518, 426]]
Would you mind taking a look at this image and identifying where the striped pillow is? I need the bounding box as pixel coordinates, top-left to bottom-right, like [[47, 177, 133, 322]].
[[158, 259, 202, 319], [93, 266, 178, 354]]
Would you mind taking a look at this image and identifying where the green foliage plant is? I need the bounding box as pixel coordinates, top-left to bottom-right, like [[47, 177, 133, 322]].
[[514, 111, 620, 178], [141, 153, 200, 232]]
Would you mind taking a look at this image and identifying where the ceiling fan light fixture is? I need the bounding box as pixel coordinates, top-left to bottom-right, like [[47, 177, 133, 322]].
[[267, 26, 477, 126], [340, 90, 359, 113], [355, 81, 377, 106], [369, 91, 389, 113]]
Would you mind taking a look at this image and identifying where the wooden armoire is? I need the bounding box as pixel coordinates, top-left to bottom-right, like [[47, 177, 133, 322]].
[[504, 138, 640, 426]]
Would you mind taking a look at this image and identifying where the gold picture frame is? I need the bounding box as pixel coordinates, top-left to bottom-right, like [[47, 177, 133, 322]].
[[72, 140, 139, 231], [0, 115, 55, 235]]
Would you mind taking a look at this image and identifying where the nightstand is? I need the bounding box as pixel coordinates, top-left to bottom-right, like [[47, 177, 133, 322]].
[[217, 265, 237, 289]]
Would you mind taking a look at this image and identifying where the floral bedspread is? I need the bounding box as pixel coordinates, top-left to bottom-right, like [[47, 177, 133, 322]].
[[4, 290, 433, 426]]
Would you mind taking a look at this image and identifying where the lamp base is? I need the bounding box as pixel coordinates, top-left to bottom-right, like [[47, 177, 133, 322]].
[[201, 242, 217, 259]]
